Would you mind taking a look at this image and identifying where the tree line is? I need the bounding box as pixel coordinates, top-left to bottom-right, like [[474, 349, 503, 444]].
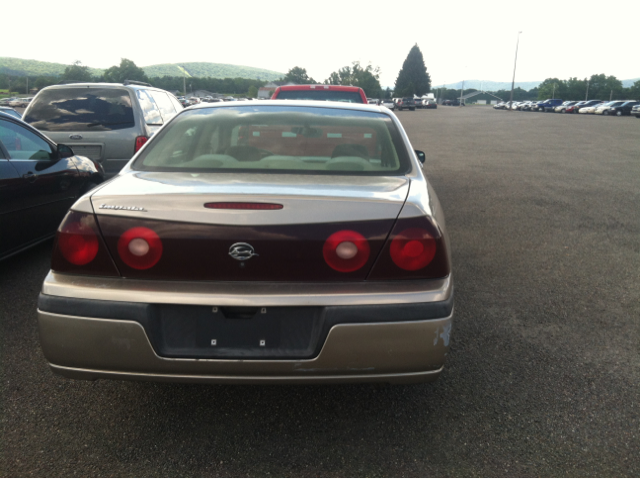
[[282, 44, 432, 99], [431, 74, 640, 103], [0, 45, 434, 100], [3, 52, 638, 103], [0, 59, 269, 97]]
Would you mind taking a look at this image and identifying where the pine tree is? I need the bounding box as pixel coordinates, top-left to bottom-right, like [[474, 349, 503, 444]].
[[394, 44, 431, 96]]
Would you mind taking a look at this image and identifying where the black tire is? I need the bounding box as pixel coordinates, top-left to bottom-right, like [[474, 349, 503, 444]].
[[603, 110, 609, 116], [616, 111, 622, 116], [410, 108, 415, 111]]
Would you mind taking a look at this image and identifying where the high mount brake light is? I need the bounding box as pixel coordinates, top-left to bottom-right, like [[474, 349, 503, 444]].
[[204, 202, 283, 210], [118, 227, 163, 270], [323, 230, 370, 273], [51, 211, 119, 276]]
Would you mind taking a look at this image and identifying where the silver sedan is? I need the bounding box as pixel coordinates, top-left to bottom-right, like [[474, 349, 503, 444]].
[[37, 100, 454, 385]]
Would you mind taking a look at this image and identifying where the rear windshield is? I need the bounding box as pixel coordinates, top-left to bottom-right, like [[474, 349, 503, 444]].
[[133, 105, 410, 175], [274, 89, 364, 103], [24, 87, 135, 131]]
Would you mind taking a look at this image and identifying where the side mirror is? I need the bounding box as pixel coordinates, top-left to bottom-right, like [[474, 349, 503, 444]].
[[415, 150, 426, 164], [57, 144, 75, 159]]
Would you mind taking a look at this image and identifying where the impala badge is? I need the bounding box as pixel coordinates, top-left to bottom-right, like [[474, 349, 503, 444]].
[[229, 243, 258, 261], [99, 204, 146, 212]]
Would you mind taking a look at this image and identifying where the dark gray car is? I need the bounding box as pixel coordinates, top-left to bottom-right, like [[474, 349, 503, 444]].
[[396, 98, 416, 111], [23, 81, 183, 177]]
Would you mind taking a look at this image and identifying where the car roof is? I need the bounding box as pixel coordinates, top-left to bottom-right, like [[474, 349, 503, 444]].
[[188, 99, 390, 114], [276, 84, 364, 92], [39, 82, 166, 92]]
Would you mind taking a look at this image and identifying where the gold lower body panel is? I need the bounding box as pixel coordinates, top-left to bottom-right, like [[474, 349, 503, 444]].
[[38, 311, 452, 385]]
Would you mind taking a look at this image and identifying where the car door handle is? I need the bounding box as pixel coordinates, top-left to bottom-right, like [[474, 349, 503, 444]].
[[22, 172, 37, 182]]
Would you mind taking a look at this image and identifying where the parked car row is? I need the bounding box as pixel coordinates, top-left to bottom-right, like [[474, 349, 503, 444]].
[[0, 97, 34, 108], [494, 99, 640, 117], [379, 97, 437, 111], [177, 96, 250, 108], [441, 99, 465, 106], [1, 80, 427, 265]]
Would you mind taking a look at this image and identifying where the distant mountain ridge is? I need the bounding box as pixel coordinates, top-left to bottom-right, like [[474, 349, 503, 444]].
[[435, 78, 639, 91], [0, 57, 284, 81], [0, 57, 103, 78], [144, 62, 283, 80]]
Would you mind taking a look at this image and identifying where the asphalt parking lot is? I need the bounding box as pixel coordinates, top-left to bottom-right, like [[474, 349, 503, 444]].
[[1, 107, 638, 476]]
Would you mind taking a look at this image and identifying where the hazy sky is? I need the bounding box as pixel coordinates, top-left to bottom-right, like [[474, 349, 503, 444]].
[[7, 0, 639, 87]]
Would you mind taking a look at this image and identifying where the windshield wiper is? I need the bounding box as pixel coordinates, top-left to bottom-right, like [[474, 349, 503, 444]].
[[87, 121, 134, 127]]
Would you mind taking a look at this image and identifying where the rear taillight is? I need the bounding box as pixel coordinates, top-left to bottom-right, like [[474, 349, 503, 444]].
[[51, 211, 119, 276], [368, 216, 450, 280], [323, 230, 370, 273], [58, 219, 99, 265], [389, 228, 437, 271], [135, 136, 149, 153], [117, 227, 163, 270]]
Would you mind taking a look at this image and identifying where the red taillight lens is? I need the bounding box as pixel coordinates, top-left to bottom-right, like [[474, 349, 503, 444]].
[[134, 136, 149, 152], [58, 217, 99, 265], [117, 227, 163, 270], [51, 211, 120, 276], [323, 230, 370, 273], [204, 202, 283, 210], [367, 216, 450, 280], [389, 228, 436, 271]]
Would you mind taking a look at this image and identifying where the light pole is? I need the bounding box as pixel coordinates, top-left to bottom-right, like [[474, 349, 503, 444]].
[[508, 31, 522, 111], [585, 80, 589, 100]]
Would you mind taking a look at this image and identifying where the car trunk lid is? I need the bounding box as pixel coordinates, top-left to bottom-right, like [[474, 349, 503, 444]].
[[89, 172, 410, 281]]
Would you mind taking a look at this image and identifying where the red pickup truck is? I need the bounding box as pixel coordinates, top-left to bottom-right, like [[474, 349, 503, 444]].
[[271, 85, 367, 103]]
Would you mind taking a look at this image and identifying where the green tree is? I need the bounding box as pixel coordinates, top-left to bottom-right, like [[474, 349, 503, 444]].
[[324, 62, 382, 98], [537, 78, 565, 100], [283, 67, 315, 84], [34, 76, 57, 90], [247, 85, 258, 98], [586, 74, 623, 101], [62, 61, 93, 82], [102, 58, 149, 84], [625, 80, 640, 100], [563, 77, 587, 101], [394, 44, 431, 97]]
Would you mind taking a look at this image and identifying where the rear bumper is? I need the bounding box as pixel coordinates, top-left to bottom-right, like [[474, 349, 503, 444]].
[[39, 311, 452, 384], [38, 273, 453, 384]]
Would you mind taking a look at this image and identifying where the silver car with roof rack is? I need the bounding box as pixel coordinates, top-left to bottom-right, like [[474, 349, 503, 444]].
[[22, 80, 183, 178], [37, 100, 454, 385]]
